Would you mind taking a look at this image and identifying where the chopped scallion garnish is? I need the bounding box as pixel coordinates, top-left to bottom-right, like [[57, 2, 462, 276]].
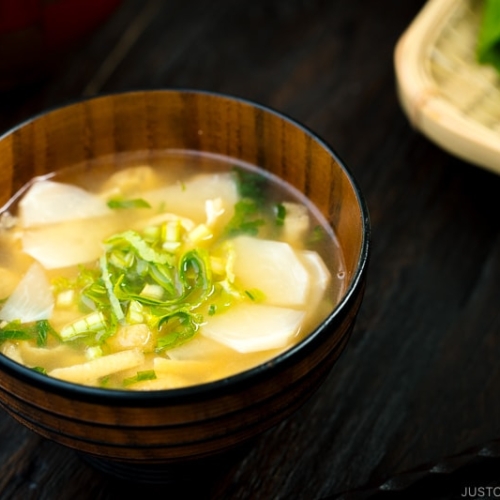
[[275, 203, 286, 226], [107, 198, 151, 209], [60, 311, 107, 341], [123, 370, 157, 386]]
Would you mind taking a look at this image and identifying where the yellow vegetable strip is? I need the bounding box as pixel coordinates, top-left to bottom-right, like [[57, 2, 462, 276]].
[[48, 349, 144, 384]]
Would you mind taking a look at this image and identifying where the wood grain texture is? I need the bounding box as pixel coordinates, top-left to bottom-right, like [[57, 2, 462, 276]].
[[0, 89, 368, 479], [2, 0, 500, 498]]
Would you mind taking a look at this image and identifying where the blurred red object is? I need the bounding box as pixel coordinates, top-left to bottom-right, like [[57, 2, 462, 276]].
[[0, 0, 122, 90]]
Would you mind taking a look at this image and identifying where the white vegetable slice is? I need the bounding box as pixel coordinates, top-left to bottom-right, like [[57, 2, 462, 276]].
[[146, 357, 223, 386], [0, 262, 53, 322], [201, 303, 305, 353], [231, 236, 310, 307], [19, 180, 111, 228], [21, 215, 119, 269], [298, 250, 331, 314], [166, 335, 235, 361]]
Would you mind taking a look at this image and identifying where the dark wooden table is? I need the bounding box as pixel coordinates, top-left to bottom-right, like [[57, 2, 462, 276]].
[[2, 1, 500, 498]]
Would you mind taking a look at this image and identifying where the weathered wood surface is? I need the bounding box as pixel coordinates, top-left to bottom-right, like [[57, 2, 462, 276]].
[[2, 0, 500, 498]]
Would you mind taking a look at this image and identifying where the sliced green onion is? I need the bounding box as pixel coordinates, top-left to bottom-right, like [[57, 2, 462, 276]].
[[105, 230, 172, 265], [275, 203, 286, 226], [60, 311, 107, 341], [123, 369, 157, 386], [99, 255, 124, 323], [126, 300, 145, 324], [107, 198, 151, 209], [244, 288, 266, 302]]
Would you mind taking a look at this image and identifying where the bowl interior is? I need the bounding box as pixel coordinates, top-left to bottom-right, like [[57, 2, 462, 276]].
[[0, 90, 366, 287]]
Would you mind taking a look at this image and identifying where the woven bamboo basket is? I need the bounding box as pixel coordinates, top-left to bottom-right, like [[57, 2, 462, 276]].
[[395, 0, 500, 175]]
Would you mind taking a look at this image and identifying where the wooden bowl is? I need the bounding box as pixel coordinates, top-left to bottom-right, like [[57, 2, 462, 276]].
[[0, 90, 370, 481]]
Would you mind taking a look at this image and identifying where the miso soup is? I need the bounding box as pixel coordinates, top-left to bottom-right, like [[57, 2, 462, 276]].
[[0, 150, 346, 390]]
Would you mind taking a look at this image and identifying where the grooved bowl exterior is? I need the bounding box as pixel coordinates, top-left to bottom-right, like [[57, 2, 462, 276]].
[[0, 90, 369, 465]]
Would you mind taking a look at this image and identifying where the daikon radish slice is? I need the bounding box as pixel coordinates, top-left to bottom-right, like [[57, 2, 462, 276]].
[[0, 262, 53, 322], [299, 250, 331, 313], [19, 180, 111, 228], [21, 215, 119, 269], [201, 303, 305, 353], [231, 236, 310, 307], [166, 335, 235, 361]]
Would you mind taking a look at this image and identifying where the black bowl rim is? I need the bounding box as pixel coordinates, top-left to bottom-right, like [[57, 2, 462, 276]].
[[0, 88, 371, 406]]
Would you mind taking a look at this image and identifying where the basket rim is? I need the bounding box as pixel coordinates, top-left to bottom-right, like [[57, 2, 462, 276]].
[[394, 0, 500, 175]]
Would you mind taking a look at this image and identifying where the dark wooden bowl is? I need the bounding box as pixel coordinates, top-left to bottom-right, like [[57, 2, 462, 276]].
[[0, 90, 370, 480]]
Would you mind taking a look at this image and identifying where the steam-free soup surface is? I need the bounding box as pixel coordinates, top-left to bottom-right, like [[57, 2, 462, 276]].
[[0, 150, 345, 390]]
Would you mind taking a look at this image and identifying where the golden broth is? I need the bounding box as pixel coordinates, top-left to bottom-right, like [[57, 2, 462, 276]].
[[0, 150, 346, 390]]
